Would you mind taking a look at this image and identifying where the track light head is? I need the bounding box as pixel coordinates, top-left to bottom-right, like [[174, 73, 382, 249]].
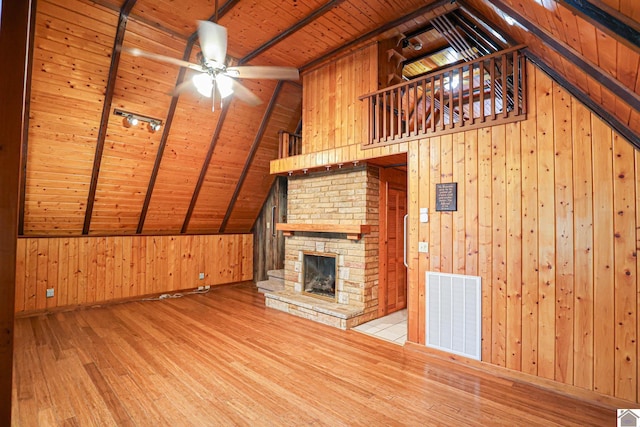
[[148, 121, 162, 132]]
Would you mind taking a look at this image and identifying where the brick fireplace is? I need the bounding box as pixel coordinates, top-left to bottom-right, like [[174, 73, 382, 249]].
[[265, 165, 380, 329]]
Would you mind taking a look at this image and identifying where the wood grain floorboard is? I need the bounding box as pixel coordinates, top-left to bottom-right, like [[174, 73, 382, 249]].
[[12, 282, 615, 426]]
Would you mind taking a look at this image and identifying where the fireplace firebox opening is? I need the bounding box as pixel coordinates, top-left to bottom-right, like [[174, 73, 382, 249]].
[[303, 252, 337, 300]]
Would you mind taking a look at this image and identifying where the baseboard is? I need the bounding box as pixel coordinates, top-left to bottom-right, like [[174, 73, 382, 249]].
[[404, 341, 639, 410]]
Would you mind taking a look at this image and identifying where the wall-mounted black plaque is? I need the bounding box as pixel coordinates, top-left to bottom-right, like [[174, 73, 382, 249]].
[[435, 182, 457, 211]]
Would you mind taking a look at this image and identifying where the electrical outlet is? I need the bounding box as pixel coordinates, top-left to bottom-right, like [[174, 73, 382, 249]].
[[46, 288, 54, 298], [197, 285, 210, 291], [199, 272, 205, 280], [418, 241, 429, 253]]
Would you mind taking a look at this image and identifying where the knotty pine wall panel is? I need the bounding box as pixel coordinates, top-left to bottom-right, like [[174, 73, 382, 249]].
[[14, 234, 253, 314], [301, 44, 377, 154], [404, 62, 640, 403]]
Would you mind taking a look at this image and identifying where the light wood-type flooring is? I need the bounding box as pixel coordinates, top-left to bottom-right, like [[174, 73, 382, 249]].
[[12, 282, 615, 426]]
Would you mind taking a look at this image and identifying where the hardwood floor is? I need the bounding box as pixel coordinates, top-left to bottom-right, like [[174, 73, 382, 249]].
[[12, 282, 615, 426]]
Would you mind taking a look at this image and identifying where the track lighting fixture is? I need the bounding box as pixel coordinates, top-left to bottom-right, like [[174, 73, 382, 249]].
[[113, 109, 163, 132], [401, 37, 423, 51]]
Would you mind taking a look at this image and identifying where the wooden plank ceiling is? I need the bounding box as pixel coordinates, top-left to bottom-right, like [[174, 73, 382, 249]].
[[22, 0, 639, 236]]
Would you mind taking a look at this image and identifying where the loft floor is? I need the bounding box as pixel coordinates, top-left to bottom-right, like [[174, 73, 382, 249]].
[[13, 282, 613, 425]]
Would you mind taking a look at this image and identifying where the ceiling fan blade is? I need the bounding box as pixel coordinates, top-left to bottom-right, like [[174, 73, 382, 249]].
[[172, 79, 195, 97], [198, 20, 227, 64], [230, 80, 263, 106], [122, 47, 203, 71], [226, 66, 299, 80]]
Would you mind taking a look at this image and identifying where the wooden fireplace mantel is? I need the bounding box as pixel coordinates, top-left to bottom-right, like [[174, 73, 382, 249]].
[[275, 223, 371, 240]]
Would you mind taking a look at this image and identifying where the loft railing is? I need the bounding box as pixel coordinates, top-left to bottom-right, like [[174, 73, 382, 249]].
[[278, 130, 303, 159], [359, 45, 527, 148]]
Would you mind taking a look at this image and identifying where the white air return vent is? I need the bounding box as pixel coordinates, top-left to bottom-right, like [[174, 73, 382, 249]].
[[426, 272, 481, 361]]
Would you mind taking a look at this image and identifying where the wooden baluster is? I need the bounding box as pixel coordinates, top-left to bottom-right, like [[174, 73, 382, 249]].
[[412, 82, 418, 136], [439, 74, 445, 131], [397, 86, 402, 139], [368, 96, 374, 145], [490, 57, 496, 120], [458, 65, 464, 127], [383, 91, 388, 142], [479, 60, 485, 123], [502, 54, 508, 119], [470, 62, 476, 125], [512, 50, 518, 117], [520, 53, 527, 115], [421, 79, 427, 133], [449, 69, 455, 129]]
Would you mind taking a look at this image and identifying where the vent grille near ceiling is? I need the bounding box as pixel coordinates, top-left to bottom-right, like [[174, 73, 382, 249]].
[[426, 272, 481, 361]]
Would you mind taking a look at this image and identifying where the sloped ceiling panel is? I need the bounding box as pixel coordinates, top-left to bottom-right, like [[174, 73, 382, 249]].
[[224, 82, 302, 232], [24, 0, 118, 235], [185, 79, 278, 233], [22, 0, 640, 237], [89, 20, 184, 234]]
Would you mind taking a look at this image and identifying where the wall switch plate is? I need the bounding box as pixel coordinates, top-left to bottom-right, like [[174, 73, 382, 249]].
[[199, 272, 205, 280], [418, 242, 429, 253], [420, 208, 429, 223], [46, 288, 54, 298]]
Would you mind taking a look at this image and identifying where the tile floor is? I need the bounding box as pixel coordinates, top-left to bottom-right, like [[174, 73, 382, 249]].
[[353, 309, 407, 345]]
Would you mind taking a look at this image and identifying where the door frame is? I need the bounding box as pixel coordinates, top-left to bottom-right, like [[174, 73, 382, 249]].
[[378, 167, 408, 317]]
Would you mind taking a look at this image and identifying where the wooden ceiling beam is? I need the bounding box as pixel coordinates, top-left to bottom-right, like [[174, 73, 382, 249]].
[[82, 0, 137, 235], [458, 3, 516, 47], [557, 0, 639, 51], [137, 0, 240, 233], [239, 0, 346, 65], [450, 10, 499, 54], [483, 0, 640, 113], [181, 103, 231, 234], [526, 50, 639, 150], [219, 81, 284, 232], [301, 0, 455, 72]]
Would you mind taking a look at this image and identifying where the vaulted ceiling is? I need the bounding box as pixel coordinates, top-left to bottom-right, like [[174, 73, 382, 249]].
[[22, 0, 639, 236]]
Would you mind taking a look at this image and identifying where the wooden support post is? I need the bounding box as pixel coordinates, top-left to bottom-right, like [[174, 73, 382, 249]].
[[0, 0, 31, 422]]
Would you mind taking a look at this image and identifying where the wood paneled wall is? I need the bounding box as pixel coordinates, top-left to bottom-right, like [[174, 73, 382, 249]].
[[301, 43, 378, 153], [14, 234, 253, 314], [253, 177, 287, 282], [406, 62, 640, 403], [293, 43, 640, 403]]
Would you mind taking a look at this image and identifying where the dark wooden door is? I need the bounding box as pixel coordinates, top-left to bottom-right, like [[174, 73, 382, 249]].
[[379, 168, 408, 316]]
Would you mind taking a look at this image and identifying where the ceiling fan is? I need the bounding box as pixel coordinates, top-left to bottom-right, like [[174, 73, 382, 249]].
[[123, 20, 299, 108]]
